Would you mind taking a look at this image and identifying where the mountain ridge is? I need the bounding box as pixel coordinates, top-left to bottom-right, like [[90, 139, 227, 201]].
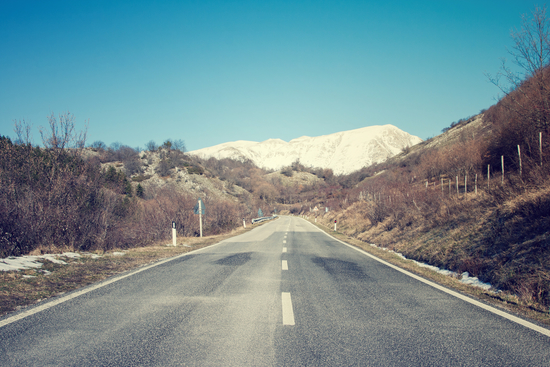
[[189, 124, 422, 174]]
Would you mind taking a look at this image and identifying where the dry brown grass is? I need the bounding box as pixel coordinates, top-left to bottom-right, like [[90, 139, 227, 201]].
[[501, 184, 550, 216]]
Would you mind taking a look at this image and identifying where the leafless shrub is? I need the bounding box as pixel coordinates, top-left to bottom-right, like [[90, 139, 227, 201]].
[[13, 119, 33, 146], [172, 139, 186, 152], [145, 140, 158, 151], [90, 140, 107, 151], [40, 111, 88, 152]]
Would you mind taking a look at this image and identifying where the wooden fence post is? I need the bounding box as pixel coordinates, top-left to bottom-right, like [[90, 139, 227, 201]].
[[540, 132, 543, 167], [487, 164, 491, 190], [518, 145, 522, 178], [501, 156, 504, 184]]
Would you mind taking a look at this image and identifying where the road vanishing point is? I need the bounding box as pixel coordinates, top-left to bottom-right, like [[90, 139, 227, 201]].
[[0, 216, 549, 366]]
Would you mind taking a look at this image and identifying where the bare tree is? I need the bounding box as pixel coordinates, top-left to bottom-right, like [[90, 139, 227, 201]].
[[110, 141, 122, 151], [487, 6, 550, 130], [13, 119, 33, 146], [146, 140, 158, 151], [90, 140, 107, 150], [39, 112, 88, 152], [172, 139, 186, 152], [510, 7, 550, 83]]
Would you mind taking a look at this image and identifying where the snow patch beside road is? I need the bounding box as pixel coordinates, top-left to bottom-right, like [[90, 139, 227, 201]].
[[0, 252, 108, 272], [369, 243, 494, 291]]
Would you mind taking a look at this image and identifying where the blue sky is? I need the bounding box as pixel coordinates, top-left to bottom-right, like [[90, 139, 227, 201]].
[[0, 0, 540, 151]]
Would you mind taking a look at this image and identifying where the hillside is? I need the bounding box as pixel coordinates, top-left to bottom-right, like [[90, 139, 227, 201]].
[[303, 102, 550, 316]]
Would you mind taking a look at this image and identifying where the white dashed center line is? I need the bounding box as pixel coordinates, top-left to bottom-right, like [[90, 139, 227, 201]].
[[282, 260, 288, 270], [282, 247, 287, 253], [282, 292, 295, 325]]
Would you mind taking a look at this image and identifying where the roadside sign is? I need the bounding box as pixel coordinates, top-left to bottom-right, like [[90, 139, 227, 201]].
[[194, 198, 205, 215], [194, 198, 205, 238]]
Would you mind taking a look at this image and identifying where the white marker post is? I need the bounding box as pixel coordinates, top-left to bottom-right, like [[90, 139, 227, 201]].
[[334, 220, 337, 231], [172, 221, 177, 246], [243, 218, 246, 228]]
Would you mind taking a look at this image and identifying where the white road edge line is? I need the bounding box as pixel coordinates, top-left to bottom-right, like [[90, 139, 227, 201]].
[[0, 238, 230, 329], [300, 218, 550, 338], [282, 292, 295, 325], [282, 260, 288, 270]]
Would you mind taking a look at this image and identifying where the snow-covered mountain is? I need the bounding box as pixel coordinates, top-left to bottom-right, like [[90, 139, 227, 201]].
[[189, 125, 422, 175]]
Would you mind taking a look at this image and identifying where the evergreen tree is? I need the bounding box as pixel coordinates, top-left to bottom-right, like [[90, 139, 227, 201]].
[[124, 180, 133, 197], [136, 183, 144, 198]]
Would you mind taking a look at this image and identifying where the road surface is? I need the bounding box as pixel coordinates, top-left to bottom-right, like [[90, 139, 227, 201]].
[[0, 216, 549, 366]]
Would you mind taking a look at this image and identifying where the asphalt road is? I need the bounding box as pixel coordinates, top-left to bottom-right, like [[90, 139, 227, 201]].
[[0, 216, 549, 366]]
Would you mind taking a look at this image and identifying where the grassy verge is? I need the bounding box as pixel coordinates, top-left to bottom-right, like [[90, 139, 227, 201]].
[[307, 218, 550, 328], [0, 223, 261, 319]]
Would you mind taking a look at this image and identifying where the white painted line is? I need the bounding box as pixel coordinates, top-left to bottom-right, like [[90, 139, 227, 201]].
[[301, 217, 550, 338], [283, 247, 287, 253], [283, 240, 286, 244], [282, 260, 288, 270], [282, 292, 295, 325]]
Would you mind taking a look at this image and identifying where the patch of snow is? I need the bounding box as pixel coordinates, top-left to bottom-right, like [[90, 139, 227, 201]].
[[371, 244, 495, 291], [189, 124, 422, 175], [40, 255, 68, 265], [0, 252, 100, 272], [388, 250, 407, 260], [460, 272, 492, 291], [0, 256, 46, 271]]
